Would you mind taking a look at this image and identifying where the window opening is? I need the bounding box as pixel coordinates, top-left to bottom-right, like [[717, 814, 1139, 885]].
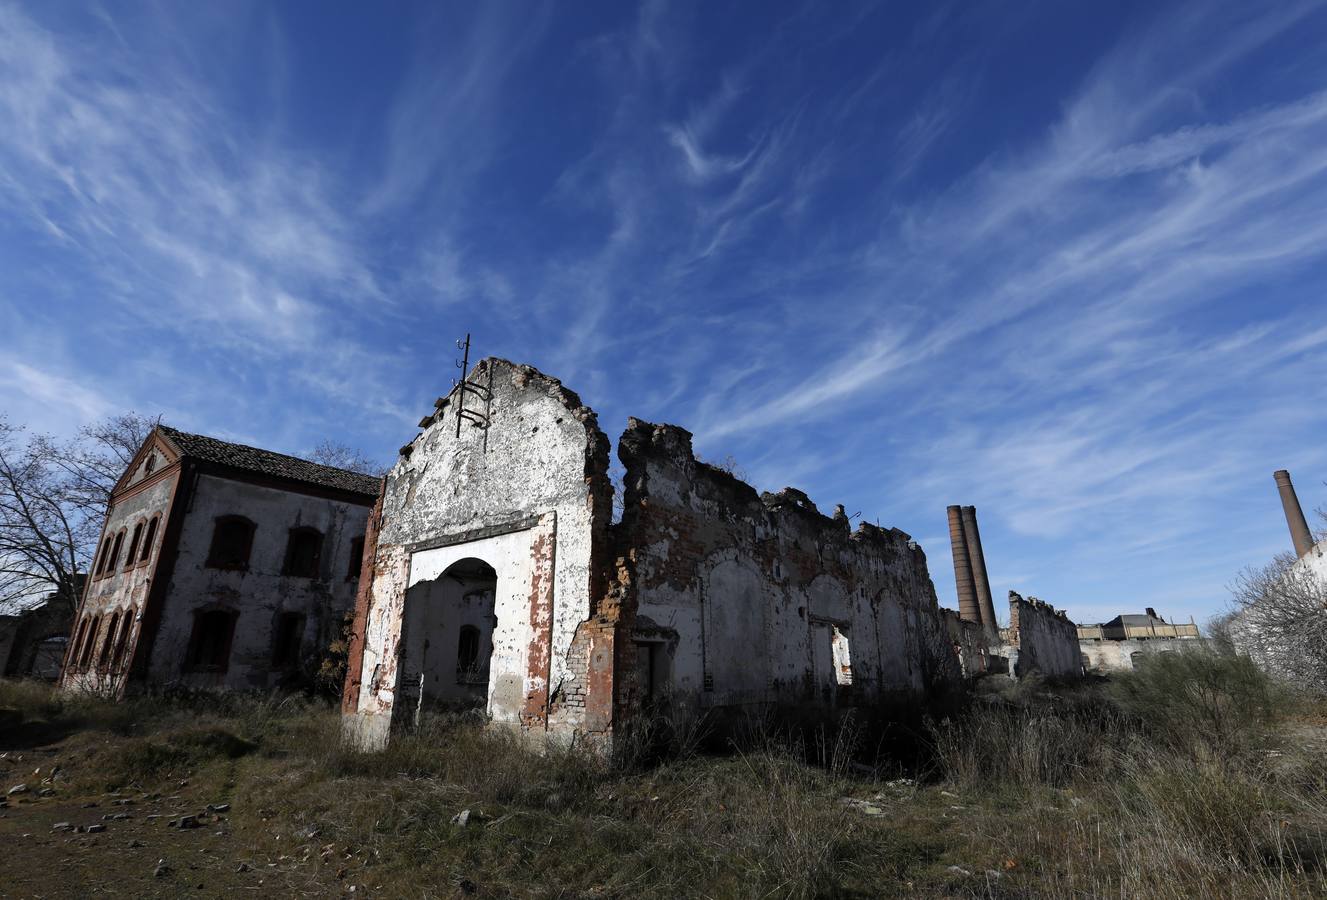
[[97, 612, 120, 668], [282, 527, 323, 578], [110, 610, 134, 668], [140, 516, 159, 563], [185, 609, 237, 672], [348, 536, 365, 579], [79, 616, 102, 668], [108, 530, 126, 573], [207, 517, 255, 570], [270, 612, 305, 668], [124, 521, 144, 570]]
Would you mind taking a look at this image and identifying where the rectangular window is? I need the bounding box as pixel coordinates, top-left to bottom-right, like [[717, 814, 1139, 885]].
[[270, 612, 305, 669], [184, 610, 237, 673]]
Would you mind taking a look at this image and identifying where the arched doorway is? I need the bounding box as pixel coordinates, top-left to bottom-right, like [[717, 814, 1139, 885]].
[[398, 557, 498, 724]]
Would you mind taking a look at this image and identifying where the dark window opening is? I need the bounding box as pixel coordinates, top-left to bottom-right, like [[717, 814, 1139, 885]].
[[79, 616, 102, 668], [456, 626, 481, 681], [140, 516, 160, 563], [70, 617, 90, 669], [184, 609, 237, 673], [282, 527, 323, 578], [347, 536, 365, 579], [108, 530, 126, 573], [270, 612, 305, 669], [124, 522, 144, 570], [111, 610, 134, 668], [97, 612, 120, 668], [95, 538, 111, 576], [206, 516, 256, 570], [144, 455, 156, 475]]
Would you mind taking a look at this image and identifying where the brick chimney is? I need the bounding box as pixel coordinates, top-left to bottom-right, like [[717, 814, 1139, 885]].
[[1274, 470, 1313, 558], [960, 506, 998, 634], [947, 505, 980, 623]]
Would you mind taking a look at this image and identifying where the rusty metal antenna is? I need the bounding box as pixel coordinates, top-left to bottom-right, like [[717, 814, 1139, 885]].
[[452, 333, 493, 448]]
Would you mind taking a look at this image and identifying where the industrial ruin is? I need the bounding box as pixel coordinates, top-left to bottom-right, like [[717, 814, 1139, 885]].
[[341, 358, 1083, 752], [60, 426, 378, 696]]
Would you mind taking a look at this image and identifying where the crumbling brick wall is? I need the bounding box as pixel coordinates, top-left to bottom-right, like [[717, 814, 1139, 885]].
[[1004, 591, 1082, 678], [612, 418, 962, 725]]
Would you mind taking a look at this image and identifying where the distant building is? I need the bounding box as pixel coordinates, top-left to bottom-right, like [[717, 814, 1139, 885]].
[[60, 426, 379, 696], [0, 581, 82, 679], [1077, 607, 1201, 673]]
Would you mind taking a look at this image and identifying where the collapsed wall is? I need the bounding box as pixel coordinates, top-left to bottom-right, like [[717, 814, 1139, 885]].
[[611, 419, 969, 722], [1002, 591, 1082, 678]]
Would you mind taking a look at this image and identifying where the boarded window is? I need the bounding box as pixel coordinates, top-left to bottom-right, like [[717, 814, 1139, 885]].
[[140, 516, 160, 563], [347, 536, 365, 579], [184, 610, 237, 672], [282, 527, 323, 578], [270, 612, 305, 668], [206, 516, 255, 570], [124, 521, 144, 569]]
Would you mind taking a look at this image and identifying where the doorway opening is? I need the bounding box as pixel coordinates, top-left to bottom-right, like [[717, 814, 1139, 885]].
[[399, 557, 497, 724]]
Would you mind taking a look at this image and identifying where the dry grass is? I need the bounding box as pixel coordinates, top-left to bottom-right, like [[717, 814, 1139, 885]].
[[3, 651, 1326, 898]]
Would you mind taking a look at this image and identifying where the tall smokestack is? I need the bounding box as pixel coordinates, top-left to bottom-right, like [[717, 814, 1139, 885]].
[[947, 505, 980, 623], [961, 506, 998, 634], [1274, 469, 1313, 558]]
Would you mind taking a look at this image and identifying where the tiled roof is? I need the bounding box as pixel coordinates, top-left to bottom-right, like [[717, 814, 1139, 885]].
[[158, 426, 381, 499]]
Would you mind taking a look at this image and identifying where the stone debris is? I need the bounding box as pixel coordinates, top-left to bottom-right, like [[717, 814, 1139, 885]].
[[51, 822, 73, 832], [154, 860, 170, 877], [839, 798, 888, 817], [208, 803, 231, 813], [38, 787, 55, 797], [450, 809, 472, 827], [86, 823, 106, 833], [7, 784, 28, 795]]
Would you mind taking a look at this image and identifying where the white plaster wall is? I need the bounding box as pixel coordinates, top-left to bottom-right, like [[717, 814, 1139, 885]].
[[406, 528, 540, 724], [150, 473, 370, 689], [1080, 638, 1200, 673]]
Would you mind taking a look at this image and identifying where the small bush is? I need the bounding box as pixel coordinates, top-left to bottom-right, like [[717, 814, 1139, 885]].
[[1108, 648, 1287, 755]]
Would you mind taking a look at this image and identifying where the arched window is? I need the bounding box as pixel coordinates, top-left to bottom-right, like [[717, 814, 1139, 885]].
[[456, 626, 481, 677], [98, 612, 120, 668], [347, 536, 365, 579], [124, 521, 144, 570], [69, 617, 90, 669], [206, 516, 256, 570], [108, 530, 126, 573], [95, 538, 112, 576], [270, 612, 305, 668], [111, 610, 134, 668], [139, 515, 160, 564], [79, 615, 102, 668], [282, 527, 323, 578], [184, 609, 238, 672], [144, 455, 156, 475]]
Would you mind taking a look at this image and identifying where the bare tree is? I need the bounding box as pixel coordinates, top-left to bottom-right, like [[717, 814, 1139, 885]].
[[306, 439, 388, 477], [1228, 550, 1327, 693], [41, 412, 159, 520], [0, 419, 84, 616]]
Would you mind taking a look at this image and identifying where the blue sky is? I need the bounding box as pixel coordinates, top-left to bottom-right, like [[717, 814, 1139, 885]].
[[2, 1, 1326, 627]]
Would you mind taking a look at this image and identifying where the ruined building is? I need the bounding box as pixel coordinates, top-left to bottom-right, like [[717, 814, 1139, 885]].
[[341, 359, 1082, 752], [60, 427, 378, 696], [1077, 608, 1200, 673]]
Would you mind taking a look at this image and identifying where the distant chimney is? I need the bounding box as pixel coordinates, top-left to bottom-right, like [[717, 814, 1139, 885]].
[[1145, 607, 1158, 620], [947, 506, 980, 623], [960, 506, 998, 634], [1274, 470, 1313, 558]]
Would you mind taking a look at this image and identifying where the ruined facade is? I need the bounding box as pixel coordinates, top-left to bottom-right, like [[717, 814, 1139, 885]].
[[1077, 609, 1201, 673], [60, 427, 378, 696], [998, 591, 1083, 678], [342, 359, 1054, 753]]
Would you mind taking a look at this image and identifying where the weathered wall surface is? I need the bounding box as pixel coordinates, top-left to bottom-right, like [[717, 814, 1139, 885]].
[[343, 359, 613, 750], [148, 473, 369, 690], [1004, 592, 1082, 678], [613, 418, 962, 725], [1079, 637, 1202, 673], [62, 468, 179, 695]]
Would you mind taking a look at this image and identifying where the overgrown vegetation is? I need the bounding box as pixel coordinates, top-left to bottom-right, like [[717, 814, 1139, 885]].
[[3, 650, 1325, 898]]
